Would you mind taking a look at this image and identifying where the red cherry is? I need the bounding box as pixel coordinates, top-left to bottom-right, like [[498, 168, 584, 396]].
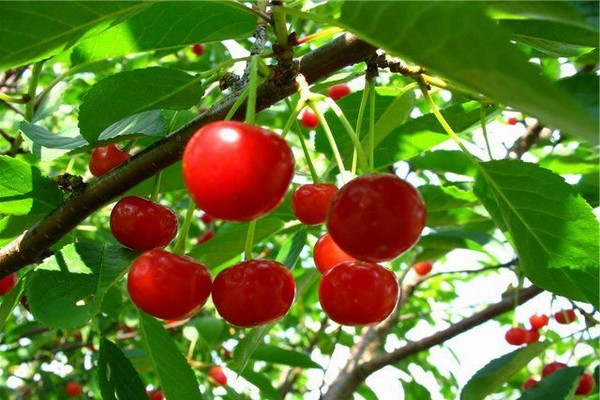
[[313, 233, 355, 274], [524, 329, 540, 344], [327, 83, 351, 101], [507, 117, 518, 125], [327, 174, 426, 262], [182, 121, 295, 221], [319, 261, 398, 325], [300, 109, 319, 128], [208, 366, 228, 386], [200, 213, 214, 225], [412, 260, 433, 276], [147, 390, 164, 400], [529, 314, 549, 330], [89, 144, 130, 177], [127, 250, 212, 320], [192, 43, 205, 56], [505, 327, 527, 345], [554, 309, 577, 324], [197, 230, 215, 245], [212, 260, 295, 327], [110, 196, 178, 251], [0, 273, 17, 296], [522, 378, 538, 390], [65, 382, 82, 396], [542, 361, 567, 377], [576, 373, 595, 395], [291, 183, 338, 225]]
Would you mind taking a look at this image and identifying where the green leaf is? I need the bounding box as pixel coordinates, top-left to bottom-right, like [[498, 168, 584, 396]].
[[98, 339, 147, 400], [71, 1, 255, 64], [416, 232, 489, 262], [519, 366, 584, 400], [558, 73, 599, 124], [410, 150, 478, 177], [79, 67, 202, 143], [460, 342, 550, 400], [402, 379, 432, 400], [339, 2, 598, 143], [193, 316, 225, 349], [251, 344, 320, 369], [231, 324, 272, 374], [487, 1, 598, 30], [0, 215, 40, 247], [0, 279, 24, 330], [356, 384, 379, 400], [138, 313, 202, 400], [238, 370, 280, 400], [26, 243, 135, 329], [0, 2, 150, 70], [0, 156, 63, 216], [473, 160, 600, 304], [275, 228, 307, 269]]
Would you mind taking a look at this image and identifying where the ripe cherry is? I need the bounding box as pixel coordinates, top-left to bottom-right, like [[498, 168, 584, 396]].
[[507, 117, 518, 125], [313, 233, 355, 274], [529, 314, 549, 330], [65, 382, 82, 396], [212, 260, 295, 327], [576, 373, 595, 395], [127, 250, 212, 320], [301, 109, 319, 128], [524, 329, 540, 344], [208, 366, 228, 386], [554, 309, 577, 324], [522, 378, 538, 390], [291, 183, 338, 225], [89, 144, 130, 177], [110, 196, 178, 251], [192, 43, 205, 56], [327, 174, 426, 262], [147, 390, 164, 400], [200, 213, 214, 225], [319, 261, 398, 325], [412, 260, 433, 276], [0, 273, 18, 296], [197, 230, 215, 245], [327, 83, 351, 101], [505, 327, 527, 345], [182, 121, 295, 221], [542, 361, 567, 377]]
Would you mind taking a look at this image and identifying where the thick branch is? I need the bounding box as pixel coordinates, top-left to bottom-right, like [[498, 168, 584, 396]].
[[0, 33, 376, 277]]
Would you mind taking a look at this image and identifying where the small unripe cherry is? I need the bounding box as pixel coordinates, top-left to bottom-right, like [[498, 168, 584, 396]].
[[412, 260, 433, 276], [542, 361, 567, 377], [208, 366, 228, 386], [327, 83, 351, 101], [65, 382, 82, 396], [197, 230, 215, 244], [554, 309, 577, 324], [505, 327, 527, 345], [191, 43, 205, 56], [300, 109, 319, 128], [313, 233, 356, 274], [522, 378, 538, 390], [0, 273, 18, 296], [524, 329, 539, 344], [576, 373, 595, 395], [291, 183, 338, 225], [89, 144, 130, 177], [529, 314, 549, 330]]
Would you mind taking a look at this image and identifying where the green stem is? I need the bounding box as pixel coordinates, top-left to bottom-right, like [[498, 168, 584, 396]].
[[513, 271, 524, 327], [480, 104, 493, 160], [285, 99, 319, 183], [368, 80, 376, 170], [174, 201, 196, 255], [150, 171, 162, 202], [25, 62, 44, 122], [225, 86, 249, 121], [272, 6, 289, 49], [0, 91, 29, 104], [281, 100, 304, 139], [122, 139, 137, 153], [244, 220, 257, 260], [354, 83, 370, 174], [245, 55, 259, 124], [308, 101, 347, 184]]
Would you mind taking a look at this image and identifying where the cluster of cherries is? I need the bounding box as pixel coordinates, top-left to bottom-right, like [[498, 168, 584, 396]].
[[522, 361, 595, 396], [505, 310, 578, 346]]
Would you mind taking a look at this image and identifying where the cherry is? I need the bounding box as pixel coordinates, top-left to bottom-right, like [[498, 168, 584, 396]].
[[505, 327, 527, 345], [301, 109, 319, 128], [197, 230, 215, 245], [291, 183, 338, 225], [147, 390, 164, 400], [529, 314, 548, 330], [522, 378, 538, 390], [576, 373, 595, 395], [182, 121, 295, 221], [127, 250, 212, 320], [89, 144, 130, 177], [554, 309, 577, 324], [524, 329, 540, 344], [192, 43, 205, 56], [212, 260, 295, 327], [412, 260, 433, 276], [208, 366, 228, 386], [327, 174, 426, 262], [0, 273, 18, 295], [65, 382, 82, 396], [200, 213, 214, 225], [110, 196, 178, 251], [542, 361, 567, 377], [319, 261, 398, 325], [327, 83, 351, 101], [313, 233, 356, 274], [507, 117, 518, 125]]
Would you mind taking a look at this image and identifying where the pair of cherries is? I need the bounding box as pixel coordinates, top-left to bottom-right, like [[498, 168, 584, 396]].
[[522, 361, 595, 396]]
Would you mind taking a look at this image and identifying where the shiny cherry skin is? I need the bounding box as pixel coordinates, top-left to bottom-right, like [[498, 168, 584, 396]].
[[291, 183, 338, 225], [89, 144, 130, 177], [576, 373, 595, 395], [327, 83, 351, 101], [110, 196, 178, 250], [529, 314, 548, 330], [313, 233, 355, 274], [192, 43, 205, 56], [127, 250, 212, 320], [147, 390, 164, 400], [182, 121, 295, 221], [542, 361, 567, 377], [0, 273, 18, 296], [327, 173, 426, 262], [524, 329, 540, 344], [505, 327, 527, 346], [554, 309, 577, 324], [65, 382, 83, 396], [301, 109, 319, 128], [522, 378, 538, 391], [197, 230, 215, 244], [212, 260, 295, 327], [319, 261, 398, 325], [208, 366, 228, 386], [412, 260, 433, 276]]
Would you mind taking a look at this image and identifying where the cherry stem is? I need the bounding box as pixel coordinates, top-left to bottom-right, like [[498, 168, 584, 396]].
[[122, 139, 137, 153], [11, 61, 44, 155], [296, 27, 343, 45], [281, 100, 304, 138], [150, 171, 162, 202], [244, 220, 257, 260], [285, 99, 319, 183], [368, 79, 376, 170], [480, 104, 493, 160], [174, 201, 196, 255], [353, 83, 370, 174], [512, 270, 524, 327], [245, 55, 259, 125], [272, 5, 289, 49], [225, 86, 249, 121], [0, 91, 29, 104]]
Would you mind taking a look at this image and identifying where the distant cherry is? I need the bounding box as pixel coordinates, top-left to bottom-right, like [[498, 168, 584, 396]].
[[554, 309, 577, 324], [505, 327, 527, 345], [197, 230, 215, 244], [192, 43, 205, 56], [147, 390, 164, 400], [301, 109, 319, 128], [0, 273, 18, 296], [313, 233, 355, 274], [542, 361, 567, 377], [200, 213, 214, 225], [524, 329, 539, 344], [89, 144, 130, 177], [507, 117, 518, 125], [327, 83, 351, 101], [127, 250, 212, 320], [212, 260, 295, 327], [522, 378, 538, 390], [327, 174, 426, 262], [576, 373, 595, 395], [291, 183, 338, 225], [65, 382, 82, 396], [319, 261, 398, 325], [208, 366, 228, 386], [413, 260, 433, 276], [529, 314, 549, 330], [110, 196, 178, 250]]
